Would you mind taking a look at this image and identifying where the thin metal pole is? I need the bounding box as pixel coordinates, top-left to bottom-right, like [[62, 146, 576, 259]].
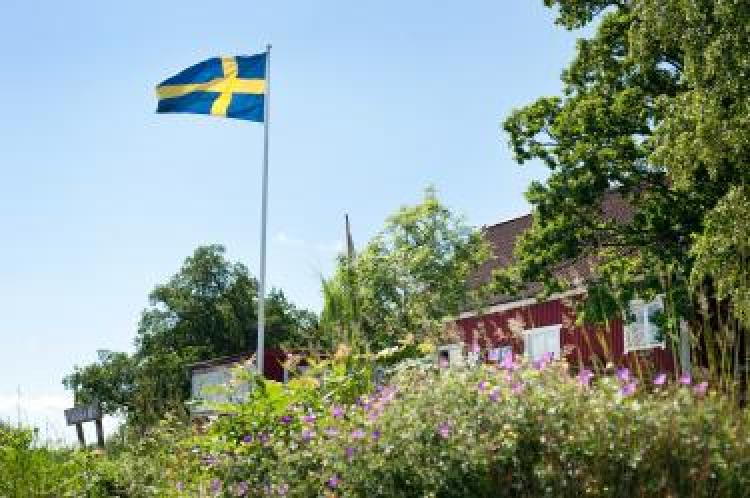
[[257, 44, 271, 377]]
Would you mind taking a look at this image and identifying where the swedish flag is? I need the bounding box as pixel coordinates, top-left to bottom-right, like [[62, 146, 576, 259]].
[[156, 53, 266, 122]]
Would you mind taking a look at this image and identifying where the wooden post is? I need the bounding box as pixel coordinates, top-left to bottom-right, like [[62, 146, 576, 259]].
[[94, 418, 105, 448], [75, 423, 85, 448]]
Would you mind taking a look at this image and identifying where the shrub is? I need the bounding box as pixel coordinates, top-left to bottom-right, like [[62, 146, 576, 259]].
[[175, 356, 750, 497]]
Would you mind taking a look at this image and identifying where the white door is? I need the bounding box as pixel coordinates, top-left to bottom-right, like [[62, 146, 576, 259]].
[[524, 325, 561, 361]]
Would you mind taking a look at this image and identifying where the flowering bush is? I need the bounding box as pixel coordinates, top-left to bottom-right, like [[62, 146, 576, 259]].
[[169, 355, 750, 497]]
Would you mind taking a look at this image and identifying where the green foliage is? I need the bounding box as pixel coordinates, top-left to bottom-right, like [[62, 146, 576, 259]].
[[323, 188, 490, 350], [63, 244, 318, 428], [0, 423, 85, 497]]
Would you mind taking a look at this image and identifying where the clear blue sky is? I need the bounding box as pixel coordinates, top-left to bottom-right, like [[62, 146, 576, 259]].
[[0, 0, 582, 440]]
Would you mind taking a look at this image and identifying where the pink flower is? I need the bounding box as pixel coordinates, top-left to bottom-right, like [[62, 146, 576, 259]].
[[232, 481, 249, 497], [345, 446, 356, 461], [302, 413, 317, 424], [437, 421, 452, 439], [209, 479, 222, 495], [653, 373, 667, 386], [327, 475, 340, 489], [679, 373, 692, 385], [577, 368, 594, 387], [500, 351, 518, 371], [511, 382, 525, 395], [620, 380, 638, 397], [471, 343, 480, 353], [533, 352, 554, 370], [693, 381, 708, 397], [616, 367, 631, 383]]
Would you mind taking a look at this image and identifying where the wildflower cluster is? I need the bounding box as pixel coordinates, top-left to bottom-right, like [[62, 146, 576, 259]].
[[166, 354, 750, 497]]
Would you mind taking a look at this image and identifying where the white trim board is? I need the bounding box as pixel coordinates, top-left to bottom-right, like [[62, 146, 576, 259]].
[[456, 287, 586, 320]]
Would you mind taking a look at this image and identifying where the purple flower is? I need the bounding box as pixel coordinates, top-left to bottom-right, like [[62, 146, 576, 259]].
[[437, 421, 452, 439], [201, 454, 218, 467], [210, 478, 222, 495], [301, 429, 314, 442], [327, 474, 340, 489], [331, 405, 345, 418], [242, 434, 253, 444], [302, 413, 317, 424], [489, 388, 500, 402], [259, 432, 271, 445], [500, 351, 517, 371], [679, 373, 692, 385], [693, 381, 708, 397], [620, 380, 638, 397], [577, 368, 594, 387], [653, 373, 667, 386], [478, 380, 488, 392], [280, 415, 293, 425], [616, 367, 631, 383], [175, 481, 185, 492], [276, 483, 289, 496], [323, 426, 339, 437], [511, 382, 525, 395], [533, 352, 554, 370], [345, 446, 356, 461], [351, 428, 366, 440], [372, 429, 381, 441], [233, 481, 249, 497]]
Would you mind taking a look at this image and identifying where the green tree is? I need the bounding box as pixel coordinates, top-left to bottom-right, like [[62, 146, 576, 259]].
[[323, 188, 490, 350], [63, 245, 318, 426], [501, 1, 750, 379]]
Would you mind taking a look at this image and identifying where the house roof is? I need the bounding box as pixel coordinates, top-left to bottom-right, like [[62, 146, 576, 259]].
[[472, 192, 633, 306]]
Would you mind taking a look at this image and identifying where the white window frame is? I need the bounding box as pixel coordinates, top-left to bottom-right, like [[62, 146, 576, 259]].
[[436, 343, 464, 368], [624, 295, 666, 353], [523, 324, 562, 361]]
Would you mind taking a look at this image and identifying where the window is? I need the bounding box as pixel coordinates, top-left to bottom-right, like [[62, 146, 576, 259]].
[[437, 343, 463, 368], [523, 325, 561, 361], [624, 296, 665, 353]]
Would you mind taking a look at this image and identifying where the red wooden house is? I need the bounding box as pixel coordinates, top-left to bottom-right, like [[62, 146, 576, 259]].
[[453, 195, 686, 374]]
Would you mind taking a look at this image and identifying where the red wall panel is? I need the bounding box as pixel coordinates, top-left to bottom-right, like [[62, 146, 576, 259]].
[[456, 298, 675, 373]]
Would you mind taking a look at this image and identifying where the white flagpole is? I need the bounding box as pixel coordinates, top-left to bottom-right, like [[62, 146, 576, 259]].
[[257, 44, 271, 377]]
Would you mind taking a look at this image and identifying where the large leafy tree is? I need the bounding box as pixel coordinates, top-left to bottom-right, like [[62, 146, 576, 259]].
[[322, 188, 490, 350], [64, 245, 318, 426], [504, 0, 750, 320], [501, 1, 750, 374]]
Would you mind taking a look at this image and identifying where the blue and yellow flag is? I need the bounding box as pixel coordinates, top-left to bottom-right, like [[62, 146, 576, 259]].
[[156, 53, 266, 122]]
